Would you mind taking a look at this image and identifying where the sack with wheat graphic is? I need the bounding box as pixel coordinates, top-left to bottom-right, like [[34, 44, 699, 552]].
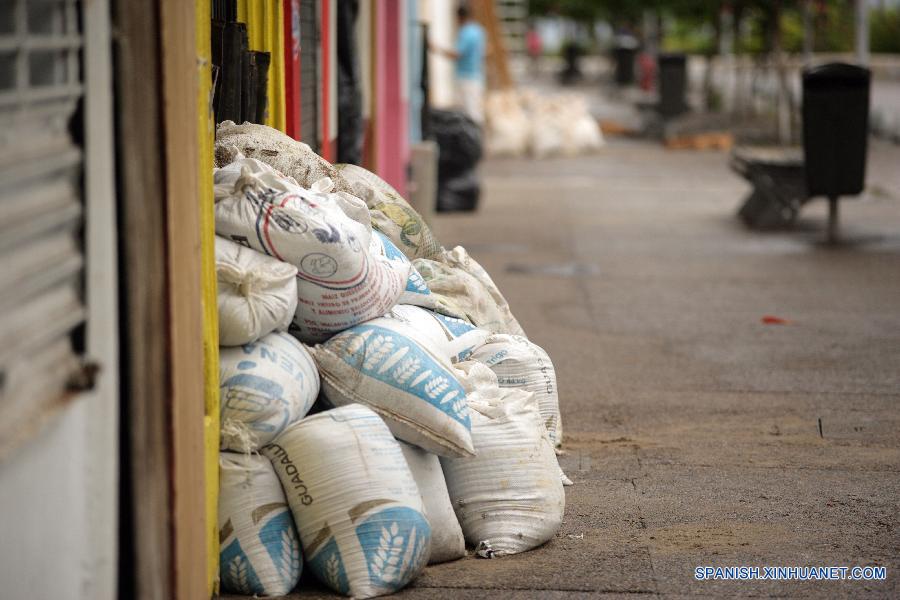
[[310, 316, 474, 457], [214, 156, 408, 343], [219, 452, 302, 596], [264, 405, 431, 598], [398, 441, 466, 563], [441, 362, 565, 556], [219, 331, 319, 452], [386, 305, 489, 364]]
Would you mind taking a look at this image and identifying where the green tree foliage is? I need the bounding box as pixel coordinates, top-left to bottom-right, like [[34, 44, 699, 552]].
[[871, 6, 900, 53], [527, 0, 897, 56]]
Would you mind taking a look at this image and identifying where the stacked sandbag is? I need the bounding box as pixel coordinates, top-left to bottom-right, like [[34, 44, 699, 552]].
[[214, 156, 408, 342], [216, 237, 298, 346], [549, 93, 603, 156], [484, 90, 531, 157], [441, 363, 565, 556], [398, 441, 466, 564], [208, 125, 571, 596], [219, 452, 302, 596], [528, 95, 568, 159], [413, 246, 525, 337], [220, 331, 319, 452], [484, 90, 604, 159], [470, 334, 562, 447], [215, 121, 354, 193], [386, 305, 488, 364], [336, 163, 442, 260], [310, 315, 474, 457], [264, 405, 431, 598], [368, 231, 467, 320]]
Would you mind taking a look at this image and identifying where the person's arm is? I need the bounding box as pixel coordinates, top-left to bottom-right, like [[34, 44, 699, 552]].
[[428, 40, 459, 60]]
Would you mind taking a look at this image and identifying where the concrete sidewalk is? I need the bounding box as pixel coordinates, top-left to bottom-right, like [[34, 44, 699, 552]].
[[225, 137, 900, 600], [415, 138, 900, 599]]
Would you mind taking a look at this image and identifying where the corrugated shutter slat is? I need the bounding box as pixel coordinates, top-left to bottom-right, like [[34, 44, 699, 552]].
[[0, 0, 85, 459]]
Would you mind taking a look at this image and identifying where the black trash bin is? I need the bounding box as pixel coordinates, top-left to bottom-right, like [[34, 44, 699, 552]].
[[802, 63, 871, 242], [657, 53, 687, 118], [612, 45, 637, 86]]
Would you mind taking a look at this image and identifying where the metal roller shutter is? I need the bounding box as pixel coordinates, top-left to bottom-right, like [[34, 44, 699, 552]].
[[0, 0, 85, 457]]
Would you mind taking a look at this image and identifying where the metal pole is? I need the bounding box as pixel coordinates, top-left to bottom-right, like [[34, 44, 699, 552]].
[[827, 196, 840, 243], [855, 0, 869, 66], [802, 0, 813, 64]]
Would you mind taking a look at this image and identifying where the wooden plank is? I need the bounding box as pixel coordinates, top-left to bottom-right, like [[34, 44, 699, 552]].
[[160, 1, 208, 599], [664, 131, 734, 151], [473, 0, 512, 90], [114, 0, 172, 597], [195, 0, 221, 595]]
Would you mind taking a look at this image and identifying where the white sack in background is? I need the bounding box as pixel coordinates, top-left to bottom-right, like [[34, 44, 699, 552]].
[[485, 90, 531, 157], [485, 90, 604, 159], [219, 452, 302, 596], [441, 363, 565, 556], [398, 441, 466, 564], [219, 331, 319, 452], [311, 316, 474, 457], [216, 236, 298, 347], [264, 405, 431, 598], [214, 157, 407, 342], [567, 113, 605, 155]]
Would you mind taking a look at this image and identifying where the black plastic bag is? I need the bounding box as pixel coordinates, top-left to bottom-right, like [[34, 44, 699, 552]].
[[430, 109, 482, 176], [437, 167, 480, 213]]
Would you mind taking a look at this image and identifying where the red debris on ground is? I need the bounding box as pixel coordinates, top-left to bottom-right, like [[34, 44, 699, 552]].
[[761, 315, 791, 325]]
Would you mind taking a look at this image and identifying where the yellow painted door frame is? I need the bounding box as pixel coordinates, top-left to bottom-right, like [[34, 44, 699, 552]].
[[195, 0, 221, 596], [237, 0, 287, 132]]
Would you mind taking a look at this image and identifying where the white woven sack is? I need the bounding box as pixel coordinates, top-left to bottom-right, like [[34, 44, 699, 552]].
[[387, 305, 488, 364], [264, 405, 431, 598], [216, 236, 298, 347], [398, 441, 466, 564], [441, 363, 565, 556], [368, 231, 467, 320], [214, 157, 408, 343], [470, 334, 563, 447], [311, 316, 474, 457], [566, 114, 604, 154], [220, 331, 319, 452], [530, 98, 567, 158], [485, 91, 531, 157], [219, 452, 302, 596], [335, 162, 442, 260], [413, 246, 525, 337]]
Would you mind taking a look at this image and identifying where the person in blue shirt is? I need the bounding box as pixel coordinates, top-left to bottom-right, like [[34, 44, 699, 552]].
[[430, 5, 487, 124]]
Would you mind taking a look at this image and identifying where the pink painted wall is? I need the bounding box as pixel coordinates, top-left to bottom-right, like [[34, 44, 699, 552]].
[[375, 0, 409, 198]]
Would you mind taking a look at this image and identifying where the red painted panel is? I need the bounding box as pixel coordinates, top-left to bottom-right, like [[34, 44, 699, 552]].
[[283, 0, 301, 139], [320, 0, 332, 161], [375, 1, 408, 197]]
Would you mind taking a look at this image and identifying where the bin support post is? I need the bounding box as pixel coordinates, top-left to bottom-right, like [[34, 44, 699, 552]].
[[827, 196, 840, 243]]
